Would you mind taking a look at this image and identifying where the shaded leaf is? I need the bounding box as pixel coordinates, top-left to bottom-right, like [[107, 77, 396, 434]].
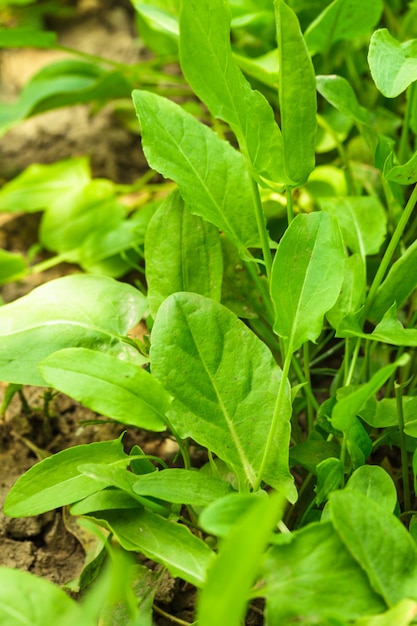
[[368, 29, 417, 98]]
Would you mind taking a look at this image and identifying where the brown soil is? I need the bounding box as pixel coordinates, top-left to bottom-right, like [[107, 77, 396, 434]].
[[0, 3, 264, 624]]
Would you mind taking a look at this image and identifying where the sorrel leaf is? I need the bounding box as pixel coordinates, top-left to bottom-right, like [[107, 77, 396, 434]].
[[151, 292, 293, 492], [132, 89, 259, 256], [326, 253, 366, 329], [3, 437, 128, 517], [262, 521, 385, 622], [330, 491, 417, 605], [305, 0, 383, 55], [0, 274, 147, 385], [145, 190, 223, 316], [275, 0, 317, 186], [179, 0, 285, 183], [0, 28, 58, 48], [271, 212, 345, 352], [316, 74, 371, 126], [39, 348, 168, 431], [345, 465, 397, 513], [88, 508, 213, 588], [133, 468, 234, 506], [198, 492, 284, 626], [369, 29, 417, 97]]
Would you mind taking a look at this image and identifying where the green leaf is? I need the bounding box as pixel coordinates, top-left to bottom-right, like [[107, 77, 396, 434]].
[[39, 348, 168, 431], [275, 0, 317, 186], [145, 190, 223, 316], [132, 90, 259, 257], [88, 508, 213, 587], [179, 0, 285, 183], [0, 28, 58, 48], [384, 150, 417, 184], [0, 567, 91, 626], [151, 292, 293, 492], [199, 492, 267, 538], [0, 249, 27, 284], [0, 274, 146, 385], [370, 240, 417, 321], [331, 355, 409, 432], [133, 468, 234, 507], [354, 600, 417, 626], [368, 29, 417, 98], [327, 253, 366, 330], [4, 437, 127, 517], [316, 74, 371, 126], [315, 457, 344, 504], [338, 307, 417, 346], [319, 196, 387, 257], [198, 492, 285, 626], [359, 396, 417, 436], [330, 490, 417, 605], [305, 0, 383, 55], [345, 465, 397, 513], [262, 521, 385, 622], [289, 438, 341, 474], [70, 490, 143, 515], [0, 157, 91, 213], [271, 212, 345, 352]]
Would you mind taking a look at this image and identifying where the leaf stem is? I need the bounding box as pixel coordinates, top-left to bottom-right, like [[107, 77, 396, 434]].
[[364, 182, 417, 319], [250, 177, 273, 278], [395, 382, 411, 516]]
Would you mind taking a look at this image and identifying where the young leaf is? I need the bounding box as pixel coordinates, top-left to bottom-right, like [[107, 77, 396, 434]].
[[39, 348, 168, 431], [330, 490, 417, 605], [88, 508, 213, 588], [305, 0, 383, 56], [384, 150, 417, 184], [0, 28, 58, 48], [369, 236, 417, 321], [271, 212, 345, 352], [198, 492, 285, 626], [262, 521, 385, 622], [179, 0, 285, 183], [331, 354, 409, 432], [199, 492, 268, 538], [132, 90, 259, 257], [316, 74, 371, 126], [326, 253, 366, 330], [145, 190, 223, 316], [368, 29, 417, 98], [0, 274, 146, 385], [319, 196, 387, 257], [132, 468, 234, 507], [0, 249, 27, 284], [345, 465, 397, 514], [4, 437, 128, 517], [315, 457, 344, 505], [151, 292, 293, 493], [338, 306, 417, 346], [275, 0, 317, 186]]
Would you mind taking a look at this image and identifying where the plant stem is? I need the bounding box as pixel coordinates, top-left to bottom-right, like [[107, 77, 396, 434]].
[[398, 83, 415, 164], [254, 342, 293, 491], [395, 382, 411, 516], [364, 183, 417, 319], [244, 258, 275, 325], [250, 177, 273, 278], [286, 186, 294, 224], [30, 252, 73, 274], [153, 605, 192, 626], [303, 343, 314, 433]]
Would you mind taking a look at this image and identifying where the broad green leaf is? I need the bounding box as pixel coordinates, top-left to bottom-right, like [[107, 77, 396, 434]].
[[0, 28, 58, 48], [88, 508, 213, 587], [132, 90, 259, 257], [327, 253, 366, 330], [331, 355, 409, 432], [275, 0, 317, 186], [262, 521, 385, 623], [338, 307, 417, 346], [370, 239, 417, 321], [305, 0, 383, 55], [384, 150, 417, 184], [345, 466, 397, 513], [199, 492, 267, 538], [289, 438, 341, 474], [0, 157, 91, 213], [368, 29, 417, 98], [233, 49, 279, 89], [359, 396, 417, 436], [319, 196, 387, 257], [151, 292, 293, 494], [39, 348, 167, 431], [330, 490, 417, 605], [133, 468, 234, 506], [315, 457, 343, 504], [71, 490, 143, 515], [355, 600, 417, 626], [316, 75, 371, 126], [0, 274, 146, 385], [4, 437, 127, 517], [0, 567, 91, 626], [198, 492, 284, 626], [0, 249, 27, 284], [271, 212, 345, 352], [179, 0, 285, 183], [145, 190, 223, 316], [132, 2, 179, 54], [40, 180, 125, 260]]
